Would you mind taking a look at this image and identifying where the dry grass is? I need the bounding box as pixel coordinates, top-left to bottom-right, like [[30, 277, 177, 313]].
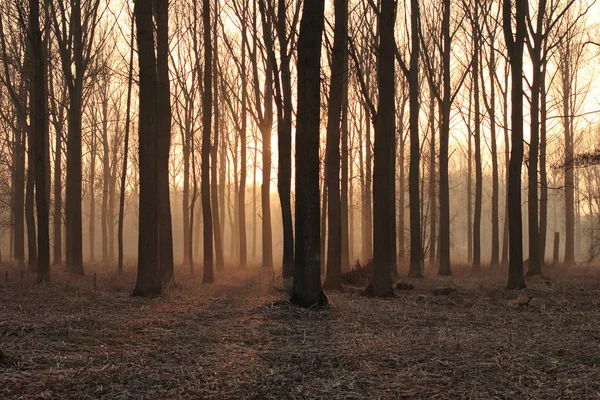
[[2, 262, 600, 399]]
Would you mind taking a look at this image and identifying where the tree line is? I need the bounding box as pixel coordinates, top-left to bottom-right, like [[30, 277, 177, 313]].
[[0, 0, 598, 306]]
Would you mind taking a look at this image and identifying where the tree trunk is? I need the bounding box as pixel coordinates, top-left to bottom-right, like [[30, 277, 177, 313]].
[[323, 0, 347, 291], [89, 122, 96, 262], [201, 0, 214, 284], [292, 0, 328, 307], [156, 0, 174, 285], [118, 9, 134, 274], [239, 10, 248, 270], [503, 0, 526, 289], [539, 69, 548, 265], [438, 0, 452, 276], [274, 0, 294, 282], [372, 0, 395, 295], [132, 0, 161, 296], [65, 0, 84, 276], [407, 0, 422, 278], [30, 0, 50, 282], [473, 6, 482, 271], [26, 128, 38, 271]]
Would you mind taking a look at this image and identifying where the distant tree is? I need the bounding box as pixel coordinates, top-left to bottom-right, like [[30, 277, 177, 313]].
[[292, 0, 328, 307], [323, 0, 348, 291]]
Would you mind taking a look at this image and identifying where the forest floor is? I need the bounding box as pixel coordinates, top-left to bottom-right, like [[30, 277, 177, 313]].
[[2, 262, 600, 399]]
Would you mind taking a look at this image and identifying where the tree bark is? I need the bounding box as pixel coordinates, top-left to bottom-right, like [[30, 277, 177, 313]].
[[323, 0, 347, 291], [201, 0, 214, 284], [372, 0, 396, 295], [30, 0, 50, 283], [292, 0, 328, 307], [132, 0, 161, 296], [503, 0, 526, 289], [156, 0, 174, 285]]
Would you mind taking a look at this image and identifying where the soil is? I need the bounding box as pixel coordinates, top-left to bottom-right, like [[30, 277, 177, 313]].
[[2, 262, 600, 399]]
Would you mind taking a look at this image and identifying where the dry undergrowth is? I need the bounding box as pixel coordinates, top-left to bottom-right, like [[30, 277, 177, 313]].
[[2, 262, 600, 399]]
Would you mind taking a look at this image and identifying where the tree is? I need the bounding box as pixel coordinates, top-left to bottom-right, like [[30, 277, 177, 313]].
[[156, 0, 174, 285], [201, 0, 214, 284], [503, 0, 527, 289], [132, 0, 161, 296], [50, 0, 103, 275], [323, 0, 348, 291], [371, 0, 396, 295], [29, 0, 50, 283], [292, 0, 328, 308], [117, 5, 134, 274]]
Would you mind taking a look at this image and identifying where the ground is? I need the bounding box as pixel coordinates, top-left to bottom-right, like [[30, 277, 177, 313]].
[[1, 263, 600, 399]]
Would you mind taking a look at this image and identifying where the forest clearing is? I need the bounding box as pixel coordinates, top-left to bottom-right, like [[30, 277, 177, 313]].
[[2, 263, 600, 399]]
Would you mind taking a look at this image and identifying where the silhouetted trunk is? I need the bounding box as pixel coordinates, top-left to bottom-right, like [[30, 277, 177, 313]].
[[14, 117, 25, 269], [118, 10, 134, 274], [239, 5, 248, 270], [539, 69, 548, 265], [341, 47, 350, 274], [89, 122, 96, 262], [398, 104, 406, 266], [482, 17, 499, 267], [50, 94, 62, 267], [472, 5, 482, 271], [292, 0, 328, 307], [26, 128, 37, 271], [274, 0, 294, 281], [65, 0, 84, 276], [438, 0, 451, 276], [428, 86, 436, 267], [323, 0, 347, 291], [501, 64, 510, 266], [525, 0, 545, 276], [407, 0, 422, 278], [101, 76, 110, 264], [201, 0, 214, 284], [503, 0, 526, 289], [372, 0, 395, 295], [562, 48, 575, 267], [30, 0, 49, 283], [132, 0, 161, 296], [156, 0, 174, 285], [211, 0, 224, 273]]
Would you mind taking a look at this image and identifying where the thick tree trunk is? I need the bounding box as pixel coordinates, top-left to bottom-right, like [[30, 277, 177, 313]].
[[156, 0, 174, 285], [504, 0, 526, 289], [292, 0, 328, 307], [132, 0, 161, 296], [372, 0, 395, 296], [65, 0, 84, 276], [274, 0, 294, 282]]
